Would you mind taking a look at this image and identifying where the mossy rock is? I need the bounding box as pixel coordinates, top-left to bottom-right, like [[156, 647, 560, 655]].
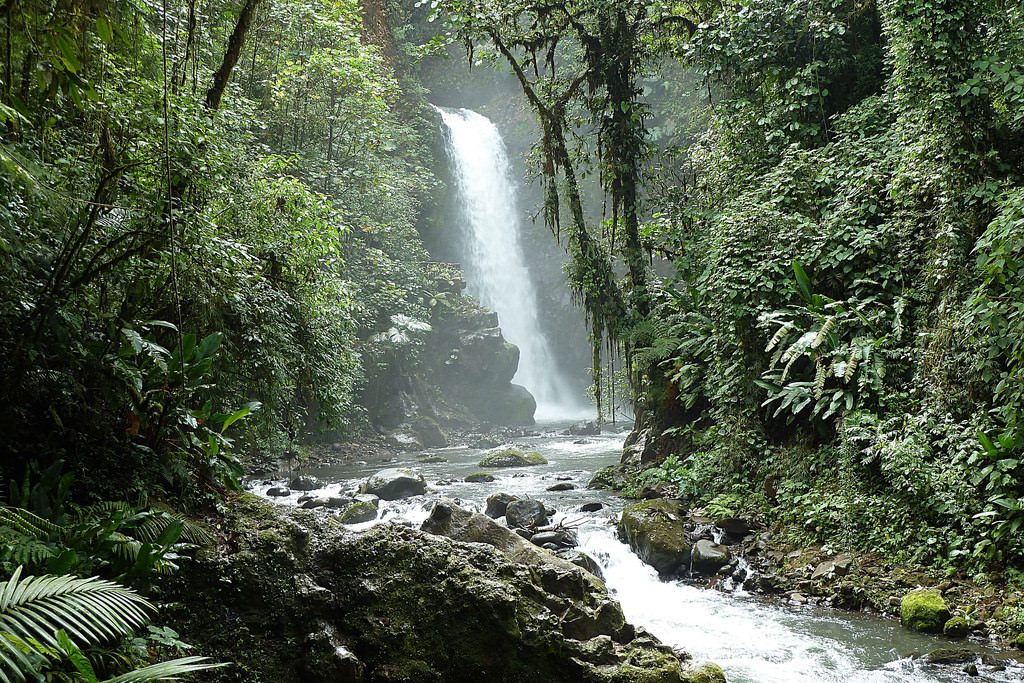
[[412, 416, 448, 448], [478, 448, 547, 468], [1011, 632, 1024, 650], [680, 660, 727, 683], [900, 588, 950, 633], [588, 464, 634, 491], [465, 472, 496, 483], [338, 500, 378, 524], [943, 616, 969, 638], [360, 468, 427, 500], [418, 455, 448, 463], [618, 499, 691, 577]]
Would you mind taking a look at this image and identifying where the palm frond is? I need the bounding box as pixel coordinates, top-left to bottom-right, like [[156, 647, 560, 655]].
[[0, 567, 154, 669], [104, 656, 227, 682]]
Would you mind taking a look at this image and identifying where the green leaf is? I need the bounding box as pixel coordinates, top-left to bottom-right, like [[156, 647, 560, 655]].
[[58, 630, 98, 683], [52, 33, 82, 74], [96, 17, 113, 45], [220, 402, 259, 433]]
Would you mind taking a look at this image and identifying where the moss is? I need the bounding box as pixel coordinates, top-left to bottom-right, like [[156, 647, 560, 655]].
[[478, 448, 548, 468], [943, 616, 969, 638], [618, 499, 691, 576], [465, 472, 496, 483], [680, 661, 727, 683], [338, 500, 378, 524], [1011, 632, 1024, 650], [900, 589, 950, 633], [412, 416, 448, 448]]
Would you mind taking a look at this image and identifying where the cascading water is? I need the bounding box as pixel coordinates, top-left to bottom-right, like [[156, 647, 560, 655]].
[[435, 106, 588, 419]]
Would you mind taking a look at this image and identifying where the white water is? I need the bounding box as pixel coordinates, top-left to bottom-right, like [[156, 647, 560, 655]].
[[435, 106, 588, 419]]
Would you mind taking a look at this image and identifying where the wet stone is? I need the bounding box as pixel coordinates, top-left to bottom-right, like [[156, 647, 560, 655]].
[[267, 486, 291, 497]]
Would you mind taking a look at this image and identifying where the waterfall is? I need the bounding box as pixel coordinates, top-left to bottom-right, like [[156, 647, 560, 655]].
[[435, 106, 587, 419]]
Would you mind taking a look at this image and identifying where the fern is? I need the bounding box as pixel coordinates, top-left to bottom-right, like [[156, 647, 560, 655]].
[[0, 530, 55, 570], [811, 316, 836, 350], [0, 507, 63, 540]]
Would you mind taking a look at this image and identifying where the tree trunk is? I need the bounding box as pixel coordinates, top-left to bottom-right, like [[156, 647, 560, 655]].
[[205, 0, 262, 110]]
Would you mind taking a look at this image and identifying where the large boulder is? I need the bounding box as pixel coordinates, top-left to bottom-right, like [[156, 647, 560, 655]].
[[289, 476, 324, 491], [485, 492, 519, 518], [338, 501, 378, 525], [360, 468, 427, 501], [170, 495, 714, 682], [505, 499, 549, 529], [478, 448, 547, 468], [411, 415, 448, 448], [588, 464, 634, 491], [618, 499, 692, 577], [690, 540, 730, 572], [900, 588, 951, 633]]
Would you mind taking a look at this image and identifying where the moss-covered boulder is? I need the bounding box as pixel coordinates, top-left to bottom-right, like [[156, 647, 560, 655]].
[[412, 415, 448, 448], [338, 500, 378, 525], [588, 464, 635, 491], [167, 495, 712, 683], [465, 472, 496, 483], [943, 616, 969, 638], [680, 660, 727, 683], [478, 448, 547, 468], [900, 588, 950, 633], [618, 499, 692, 577], [359, 468, 427, 500]]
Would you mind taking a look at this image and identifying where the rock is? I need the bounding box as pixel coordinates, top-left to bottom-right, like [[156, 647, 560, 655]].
[[1011, 632, 1024, 649], [810, 555, 852, 581], [505, 499, 549, 529], [464, 472, 496, 483], [338, 500, 378, 524], [302, 621, 364, 683], [478, 448, 547, 468], [588, 464, 633, 491], [360, 468, 427, 501], [326, 496, 353, 509], [177, 495, 705, 682], [573, 439, 592, 445], [681, 660, 727, 683], [531, 530, 578, 549], [557, 549, 605, 580], [564, 420, 600, 436], [944, 616, 970, 638], [621, 425, 658, 465], [266, 486, 291, 497], [382, 429, 423, 450], [580, 502, 604, 512], [691, 540, 731, 572], [546, 482, 575, 491], [497, 383, 537, 426], [900, 589, 951, 633], [354, 494, 379, 507], [924, 646, 977, 664], [411, 415, 448, 448], [472, 437, 501, 449], [618, 499, 692, 577], [417, 455, 448, 463], [964, 663, 978, 676], [715, 517, 751, 540], [301, 497, 331, 510], [290, 476, 324, 491], [485, 492, 519, 518]]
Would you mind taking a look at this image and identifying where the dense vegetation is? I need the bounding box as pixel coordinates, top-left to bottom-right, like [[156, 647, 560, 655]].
[[3, 0, 1024, 677], [436, 0, 1024, 577]]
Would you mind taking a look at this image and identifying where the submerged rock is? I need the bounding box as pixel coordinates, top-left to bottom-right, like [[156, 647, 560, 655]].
[[900, 588, 951, 633], [618, 499, 692, 577], [564, 420, 600, 436], [478, 448, 547, 468], [464, 472, 496, 483], [924, 646, 977, 664], [359, 468, 427, 501], [266, 486, 291, 497]]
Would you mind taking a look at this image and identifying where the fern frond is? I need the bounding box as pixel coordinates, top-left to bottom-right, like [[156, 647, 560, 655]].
[[765, 321, 794, 354], [0, 567, 154, 667], [844, 343, 860, 383], [0, 507, 64, 540], [813, 359, 829, 399], [811, 316, 836, 350], [0, 531, 56, 569]]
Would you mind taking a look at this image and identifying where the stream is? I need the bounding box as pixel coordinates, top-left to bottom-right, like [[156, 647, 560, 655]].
[[251, 423, 1024, 683]]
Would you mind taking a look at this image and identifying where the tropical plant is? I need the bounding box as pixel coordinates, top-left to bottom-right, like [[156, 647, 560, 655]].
[[0, 566, 223, 682]]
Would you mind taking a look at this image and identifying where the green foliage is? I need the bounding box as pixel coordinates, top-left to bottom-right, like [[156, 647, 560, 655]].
[[0, 567, 223, 682]]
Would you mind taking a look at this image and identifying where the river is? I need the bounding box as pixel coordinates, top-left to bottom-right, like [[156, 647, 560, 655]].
[[251, 423, 1024, 683]]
